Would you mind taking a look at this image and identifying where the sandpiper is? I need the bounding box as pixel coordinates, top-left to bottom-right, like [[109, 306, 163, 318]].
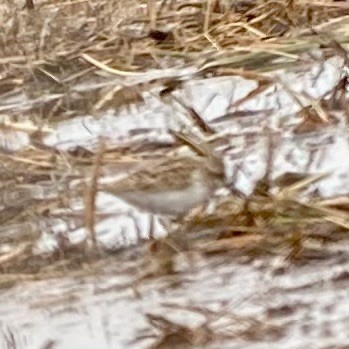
[[99, 155, 225, 216]]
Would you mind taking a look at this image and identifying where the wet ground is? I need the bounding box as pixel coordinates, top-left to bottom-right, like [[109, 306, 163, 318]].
[[1, 51, 349, 348], [1, 246, 349, 349]]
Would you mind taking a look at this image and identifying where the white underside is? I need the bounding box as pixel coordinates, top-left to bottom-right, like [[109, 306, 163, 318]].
[[117, 180, 213, 215]]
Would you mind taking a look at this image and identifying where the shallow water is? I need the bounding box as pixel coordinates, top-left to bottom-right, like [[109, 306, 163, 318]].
[[1, 250, 349, 349], [1, 53, 349, 348]]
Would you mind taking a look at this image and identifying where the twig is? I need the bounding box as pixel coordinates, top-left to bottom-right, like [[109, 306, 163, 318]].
[[84, 137, 106, 254]]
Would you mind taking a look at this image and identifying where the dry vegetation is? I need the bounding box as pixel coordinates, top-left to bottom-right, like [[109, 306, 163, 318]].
[[1, 0, 349, 310], [3, 1, 349, 347]]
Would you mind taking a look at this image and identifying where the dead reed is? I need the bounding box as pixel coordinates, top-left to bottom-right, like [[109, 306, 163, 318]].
[[1, 0, 349, 289]]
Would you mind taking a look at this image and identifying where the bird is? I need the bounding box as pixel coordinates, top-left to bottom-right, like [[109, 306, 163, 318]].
[[99, 154, 225, 216]]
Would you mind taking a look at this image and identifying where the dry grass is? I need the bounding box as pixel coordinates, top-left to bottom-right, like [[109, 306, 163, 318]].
[[1, 0, 349, 120], [0, 0, 349, 290]]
